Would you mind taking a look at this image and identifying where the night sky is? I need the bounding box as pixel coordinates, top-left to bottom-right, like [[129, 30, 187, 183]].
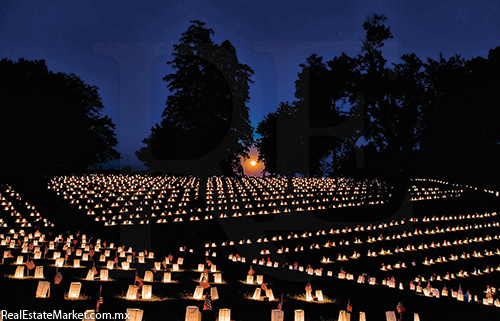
[[1, 0, 499, 172]]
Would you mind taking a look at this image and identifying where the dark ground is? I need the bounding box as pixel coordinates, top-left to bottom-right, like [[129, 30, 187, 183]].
[[1, 177, 500, 321]]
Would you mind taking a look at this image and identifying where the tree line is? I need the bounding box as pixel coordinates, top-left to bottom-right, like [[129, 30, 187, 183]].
[[0, 58, 120, 184], [256, 15, 500, 186], [1, 16, 499, 187]]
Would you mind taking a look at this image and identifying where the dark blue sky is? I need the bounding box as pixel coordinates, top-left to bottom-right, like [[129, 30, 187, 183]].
[[1, 0, 499, 170]]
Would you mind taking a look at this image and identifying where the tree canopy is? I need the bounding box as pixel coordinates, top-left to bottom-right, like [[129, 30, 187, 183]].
[[0, 58, 120, 181], [136, 21, 254, 176], [256, 14, 500, 186]]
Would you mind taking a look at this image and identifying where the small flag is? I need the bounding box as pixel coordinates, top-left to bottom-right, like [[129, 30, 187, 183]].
[[54, 270, 63, 285], [277, 293, 283, 310], [135, 272, 143, 290], [248, 266, 254, 276], [397, 301, 405, 313], [168, 254, 173, 262], [347, 299, 352, 312], [261, 283, 268, 291], [28, 243, 34, 251], [96, 285, 103, 312], [203, 294, 212, 310], [206, 258, 212, 266], [200, 275, 210, 289], [26, 259, 35, 270], [89, 249, 95, 258], [305, 282, 312, 292], [162, 258, 167, 269]]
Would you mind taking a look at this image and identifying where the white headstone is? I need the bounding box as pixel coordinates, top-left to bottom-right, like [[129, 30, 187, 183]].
[[294, 310, 304, 321], [35, 281, 50, 298], [34, 266, 44, 278], [144, 271, 153, 282], [68, 282, 82, 299], [142, 285, 152, 300], [211, 286, 219, 300], [386, 311, 397, 321], [86, 269, 95, 281], [218, 308, 231, 321], [126, 285, 138, 300], [14, 265, 24, 278], [82, 310, 95, 321], [99, 269, 108, 281], [126, 309, 144, 321], [185, 306, 201, 321], [193, 286, 203, 300], [271, 309, 284, 321]]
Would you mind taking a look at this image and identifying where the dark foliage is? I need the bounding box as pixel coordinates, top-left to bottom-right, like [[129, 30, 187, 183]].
[[256, 15, 500, 187], [0, 58, 120, 182], [136, 21, 254, 176]]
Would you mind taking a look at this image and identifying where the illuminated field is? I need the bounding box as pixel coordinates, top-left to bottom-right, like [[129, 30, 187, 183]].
[[1, 177, 500, 320]]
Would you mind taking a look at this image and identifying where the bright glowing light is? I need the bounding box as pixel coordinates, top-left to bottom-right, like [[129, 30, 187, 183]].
[[250, 160, 256, 166]]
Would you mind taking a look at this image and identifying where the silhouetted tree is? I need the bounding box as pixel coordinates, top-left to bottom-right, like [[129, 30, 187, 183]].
[[351, 15, 428, 181], [464, 47, 500, 149], [260, 14, 500, 185], [256, 102, 298, 175], [420, 53, 467, 154], [355, 14, 394, 149], [295, 54, 355, 176], [255, 111, 277, 176], [418, 48, 500, 183], [257, 50, 361, 176], [0, 58, 120, 182], [136, 21, 254, 176]]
